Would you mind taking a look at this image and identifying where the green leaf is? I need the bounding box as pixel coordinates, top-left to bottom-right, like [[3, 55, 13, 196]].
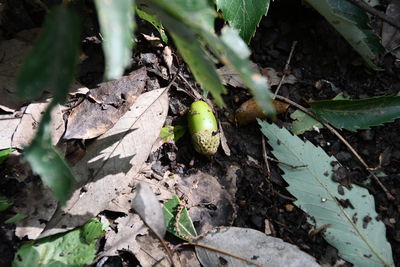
[[0, 195, 13, 212], [13, 218, 104, 267], [216, 0, 270, 43], [304, 0, 385, 69], [163, 195, 197, 241], [290, 110, 323, 135], [24, 103, 75, 205], [311, 96, 400, 131], [0, 148, 15, 164], [171, 31, 226, 106], [160, 125, 186, 142], [95, 0, 135, 80], [136, 7, 168, 43], [5, 213, 27, 224], [16, 6, 80, 103], [258, 120, 394, 267]]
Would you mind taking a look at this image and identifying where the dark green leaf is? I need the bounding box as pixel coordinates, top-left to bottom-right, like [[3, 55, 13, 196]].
[[304, 0, 385, 69], [216, 0, 270, 43], [95, 0, 135, 80], [13, 218, 104, 266], [0, 195, 13, 212], [163, 195, 197, 241], [16, 6, 80, 103], [136, 7, 168, 43], [311, 96, 400, 131], [0, 148, 15, 164], [24, 103, 75, 204]]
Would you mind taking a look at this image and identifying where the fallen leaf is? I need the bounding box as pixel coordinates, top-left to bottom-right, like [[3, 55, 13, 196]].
[[261, 67, 297, 86], [132, 182, 166, 237], [64, 67, 148, 139], [196, 227, 320, 267], [40, 88, 169, 237], [0, 112, 22, 150], [217, 62, 260, 88], [11, 102, 65, 149], [101, 214, 147, 257], [382, 0, 400, 59]]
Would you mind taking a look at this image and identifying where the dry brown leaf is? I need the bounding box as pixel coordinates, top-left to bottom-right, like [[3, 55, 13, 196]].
[[64, 67, 148, 140], [0, 112, 22, 150], [382, 0, 400, 59], [40, 88, 169, 238], [261, 67, 297, 86]]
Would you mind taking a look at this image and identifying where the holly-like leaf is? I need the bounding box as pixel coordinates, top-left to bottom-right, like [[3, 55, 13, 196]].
[[311, 96, 400, 131], [216, 0, 270, 43], [163, 195, 197, 241], [258, 120, 394, 267]]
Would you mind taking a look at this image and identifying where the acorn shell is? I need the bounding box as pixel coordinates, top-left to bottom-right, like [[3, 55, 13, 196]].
[[188, 101, 220, 155]]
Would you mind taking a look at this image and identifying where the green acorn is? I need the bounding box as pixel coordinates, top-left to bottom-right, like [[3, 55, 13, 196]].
[[188, 101, 220, 156]]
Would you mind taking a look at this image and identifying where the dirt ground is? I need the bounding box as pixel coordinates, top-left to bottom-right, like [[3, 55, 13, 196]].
[[1, 0, 399, 266]]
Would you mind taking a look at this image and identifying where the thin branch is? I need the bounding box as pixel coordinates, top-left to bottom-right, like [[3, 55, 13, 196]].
[[273, 41, 297, 99], [275, 95, 395, 201], [347, 0, 400, 31], [173, 242, 263, 267]]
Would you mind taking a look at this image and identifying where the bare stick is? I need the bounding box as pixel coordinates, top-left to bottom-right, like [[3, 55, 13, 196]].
[[275, 95, 395, 201], [273, 41, 297, 99], [261, 136, 271, 175], [173, 242, 263, 267], [347, 0, 400, 31]]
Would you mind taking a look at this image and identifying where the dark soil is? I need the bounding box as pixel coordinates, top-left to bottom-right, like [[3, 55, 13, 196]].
[[1, 0, 399, 266]]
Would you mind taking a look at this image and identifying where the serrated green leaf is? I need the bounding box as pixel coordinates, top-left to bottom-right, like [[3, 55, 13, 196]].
[[290, 110, 323, 134], [24, 104, 75, 205], [160, 125, 186, 142], [5, 213, 27, 224], [304, 0, 385, 69], [13, 218, 104, 267], [311, 96, 400, 131], [0, 148, 15, 164], [16, 6, 80, 103], [95, 0, 135, 80], [0, 195, 13, 212], [216, 0, 270, 43], [136, 7, 169, 43], [258, 120, 394, 267], [163, 195, 197, 241]]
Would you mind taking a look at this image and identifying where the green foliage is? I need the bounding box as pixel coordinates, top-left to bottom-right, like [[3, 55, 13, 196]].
[[258, 120, 394, 267], [13, 218, 104, 267], [290, 110, 323, 135], [304, 0, 385, 69], [311, 96, 400, 131], [24, 106, 76, 204], [16, 6, 80, 103], [163, 195, 197, 241], [0, 195, 13, 212], [160, 125, 186, 142], [216, 0, 270, 43], [136, 7, 168, 43], [0, 148, 15, 164], [94, 0, 135, 80]]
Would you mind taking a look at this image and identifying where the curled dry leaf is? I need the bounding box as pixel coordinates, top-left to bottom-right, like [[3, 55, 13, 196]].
[[235, 98, 289, 126]]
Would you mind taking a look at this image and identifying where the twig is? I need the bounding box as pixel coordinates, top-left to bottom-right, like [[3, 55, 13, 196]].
[[267, 155, 308, 169], [347, 0, 400, 31], [273, 41, 297, 99], [275, 95, 395, 201], [261, 136, 271, 175], [173, 242, 263, 267]]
